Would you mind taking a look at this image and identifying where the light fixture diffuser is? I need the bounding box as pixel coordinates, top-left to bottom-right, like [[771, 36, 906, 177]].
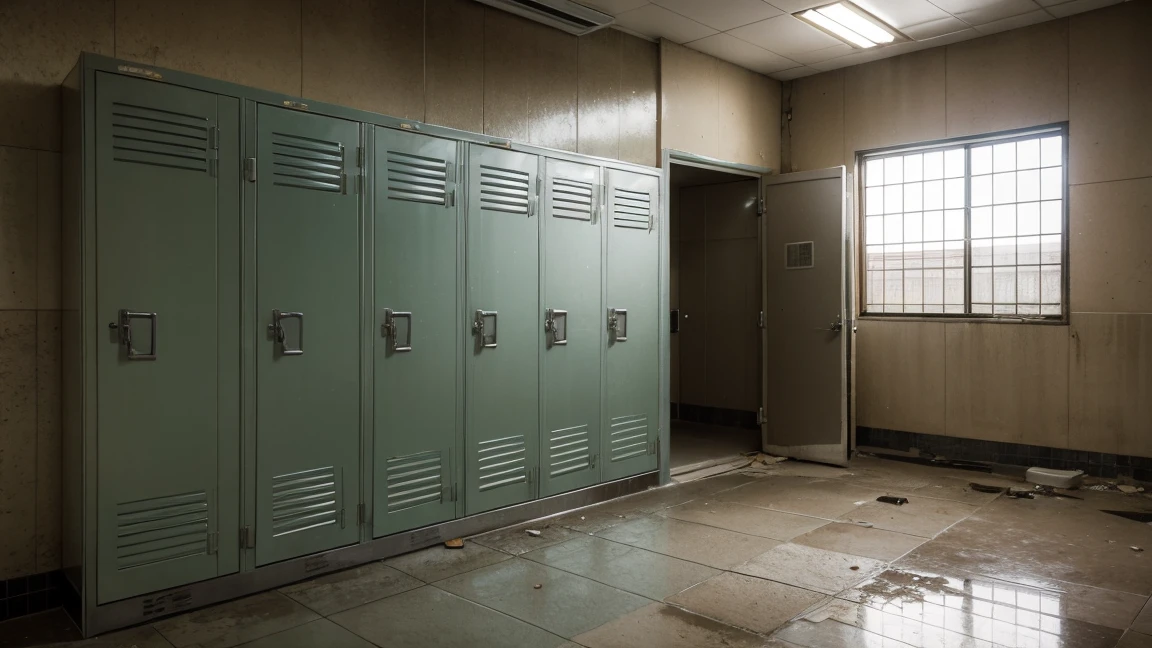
[[797, 2, 902, 49]]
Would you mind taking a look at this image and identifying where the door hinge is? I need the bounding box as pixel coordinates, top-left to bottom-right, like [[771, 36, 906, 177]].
[[757, 197, 765, 216], [241, 526, 255, 549], [357, 502, 366, 526], [758, 310, 765, 328], [590, 453, 598, 468], [757, 407, 765, 425], [244, 157, 256, 183], [207, 532, 219, 555], [338, 508, 346, 529], [208, 126, 219, 150], [357, 145, 365, 168]]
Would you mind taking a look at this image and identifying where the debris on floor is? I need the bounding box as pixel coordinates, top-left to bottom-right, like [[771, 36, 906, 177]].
[[1026, 466, 1084, 489], [844, 520, 874, 528], [1117, 485, 1143, 494], [525, 529, 542, 537], [969, 482, 1005, 494], [877, 495, 908, 506], [533, 583, 543, 589], [1132, 546, 1144, 553], [1006, 488, 1035, 499], [672, 457, 755, 483], [1030, 485, 1083, 499], [444, 538, 465, 549]]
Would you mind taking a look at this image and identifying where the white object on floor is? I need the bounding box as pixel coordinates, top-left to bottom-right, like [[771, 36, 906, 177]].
[[1025, 467, 1084, 489]]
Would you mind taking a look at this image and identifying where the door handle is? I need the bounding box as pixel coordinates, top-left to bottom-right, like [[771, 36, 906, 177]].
[[268, 309, 304, 355], [382, 308, 413, 352], [473, 310, 498, 348], [111, 309, 157, 360], [814, 314, 843, 333], [545, 308, 568, 346], [608, 308, 628, 341]]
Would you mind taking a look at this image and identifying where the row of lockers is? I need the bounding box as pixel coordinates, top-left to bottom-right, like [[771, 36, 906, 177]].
[[73, 70, 660, 607]]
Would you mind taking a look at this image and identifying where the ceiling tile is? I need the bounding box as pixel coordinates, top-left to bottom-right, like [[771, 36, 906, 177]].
[[973, 9, 1051, 33], [853, 0, 952, 28], [930, 0, 1042, 25], [1045, 0, 1122, 17], [809, 26, 978, 70], [901, 15, 971, 39], [685, 32, 798, 73], [771, 66, 821, 80], [789, 42, 855, 64], [580, 0, 651, 14], [613, 3, 718, 42], [1033, 0, 1071, 6], [763, 0, 826, 12], [653, 0, 782, 31], [728, 14, 843, 56]]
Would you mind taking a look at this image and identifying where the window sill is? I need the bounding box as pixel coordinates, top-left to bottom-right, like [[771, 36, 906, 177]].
[[856, 314, 1069, 326]]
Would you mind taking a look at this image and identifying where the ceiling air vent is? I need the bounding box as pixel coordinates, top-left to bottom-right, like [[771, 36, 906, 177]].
[[474, 0, 614, 36]]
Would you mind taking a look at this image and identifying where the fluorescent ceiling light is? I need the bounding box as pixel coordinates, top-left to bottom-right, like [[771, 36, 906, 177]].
[[798, 2, 900, 49]]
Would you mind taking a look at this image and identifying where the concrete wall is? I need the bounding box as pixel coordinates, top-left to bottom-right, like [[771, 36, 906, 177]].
[[787, 2, 1152, 457], [0, 0, 660, 581]]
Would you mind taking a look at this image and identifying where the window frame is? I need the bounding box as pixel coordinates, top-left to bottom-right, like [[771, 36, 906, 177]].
[[855, 123, 1069, 325]]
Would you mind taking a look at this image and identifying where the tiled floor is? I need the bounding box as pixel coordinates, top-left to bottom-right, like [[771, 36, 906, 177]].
[[5, 456, 1152, 648], [669, 421, 761, 469]]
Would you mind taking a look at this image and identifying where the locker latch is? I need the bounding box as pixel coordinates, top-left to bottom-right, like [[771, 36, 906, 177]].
[[207, 532, 219, 555]]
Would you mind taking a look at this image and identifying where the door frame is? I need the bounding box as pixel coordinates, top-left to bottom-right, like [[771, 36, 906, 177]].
[[658, 149, 774, 485]]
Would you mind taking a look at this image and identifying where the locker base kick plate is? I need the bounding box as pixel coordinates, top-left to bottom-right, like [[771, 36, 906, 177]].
[[73, 471, 657, 637]]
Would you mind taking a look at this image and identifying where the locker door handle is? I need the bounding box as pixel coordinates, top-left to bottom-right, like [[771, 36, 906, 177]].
[[382, 308, 413, 352], [608, 308, 628, 342], [111, 309, 157, 361], [544, 308, 568, 346], [473, 310, 498, 348], [268, 309, 304, 356]]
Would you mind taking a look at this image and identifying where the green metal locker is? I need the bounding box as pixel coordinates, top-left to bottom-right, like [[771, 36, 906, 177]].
[[465, 145, 541, 515], [539, 159, 603, 497], [601, 169, 660, 480], [94, 73, 240, 603], [372, 128, 462, 536], [254, 105, 362, 565]]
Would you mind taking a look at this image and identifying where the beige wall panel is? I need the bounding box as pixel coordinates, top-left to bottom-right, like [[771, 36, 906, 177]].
[[790, 70, 846, 172], [483, 9, 531, 142], [1070, 177, 1152, 314], [526, 21, 578, 152], [706, 238, 758, 411], [679, 185, 708, 242], [619, 35, 659, 168], [660, 41, 719, 160], [0, 311, 37, 579], [843, 49, 946, 163], [36, 311, 61, 572], [706, 180, 758, 241], [944, 323, 1069, 447], [578, 29, 621, 160], [116, 0, 302, 96], [679, 240, 708, 405], [425, 0, 485, 133], [1068, 1, 1152, 185], [38, 152, 62, 311], [0, 0, 114, 151], [717, 64, 781, 170], [855, 320, 946, 435], [1069, 313, 1152, 456], [0, 147, 39, 310], [301, 0, 424, 120], [945, 20, 1069, 138]]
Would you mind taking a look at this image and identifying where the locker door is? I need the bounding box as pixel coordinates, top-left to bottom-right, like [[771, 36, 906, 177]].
[[540, 159, 603, 497], [255, 106, 361, 565], [94, 73, 240, 603], [465, 145, 541, 515], [372, 128, 461, 536], [601, 170, 660, 481]]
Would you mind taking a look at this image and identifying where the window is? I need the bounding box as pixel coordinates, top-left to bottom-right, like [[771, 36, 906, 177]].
[[861, 126, 1066, 319]]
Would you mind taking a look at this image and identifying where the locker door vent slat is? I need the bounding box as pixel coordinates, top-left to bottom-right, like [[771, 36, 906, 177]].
[[609, 414, 648, 462], [548, 424, 591, 477], [551, 178, 594, 221], [479, 165, 530, 214], [385, 451, 444, 512], [477, 434, 527, 491], [612, 188, 652, 229], [271, 466, 339, 537], [271, 132, 344, 193], [387, 151, 449, 205], [115, 491, 209, 570], [110, 102, 209, 173]]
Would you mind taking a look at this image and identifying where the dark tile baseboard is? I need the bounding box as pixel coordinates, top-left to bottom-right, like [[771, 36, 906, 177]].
[[672, 403, 758, 429], [857, 426, 1152, 481], [0, 570, 65, 623]]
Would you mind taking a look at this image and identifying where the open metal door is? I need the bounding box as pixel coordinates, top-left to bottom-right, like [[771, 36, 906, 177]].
[[761, 166, 852, 466]]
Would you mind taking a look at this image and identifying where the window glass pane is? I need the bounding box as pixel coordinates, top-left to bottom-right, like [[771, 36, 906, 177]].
[[1040, 167, 1062, 200], [1040, 234, 1061, 264], [1041, 265, 1061, 304], [885, 156, 904, 185], [945, 268, 964, 305], [1041, 304, 1061, 315], [867, 245, 884, 270], [972, 304, 993, 314], [885, 244, 904, 269], [885, 270, 903, 303], [1018, 235, 1041, 265], [903, 154, 923, 183], [1040, 136, 1062, 167], [923, 211, 944, 241], [993, 172, 1016, 204], [993, 237, 1016, 266], [868, 272, 883, 306], [904, 269, 923, 306], [924, 269, 943, 304], [993, 205, 1016, 237], [1017, 202, 1040, 235], [944, 178, 964, 209], [904, 242, 923, 269], [866, 158, 884, 186], [885, 214, 904, 244], [923, 241, 943, 268], [972, 175, 992, 206], [1017, 169, 1040, 203], [1017, 139, 1040, 170], [972, 238, 992, 267], [1041, 200, 1062, 234], [994, 266, 1017, 304], [924, 151, 944, 180], [904, 212, 923, 242], [923, 179, 944, 210], [944, 240, 965, 267], [866, 216, 884, 244], [994, 304, 1017, 315], [904, 182, 923, 212], [972, 146, 992, 175], [865, 186, 883, 215], [1019, 304, 1040, 315], [943, 210, 964, 241], [884, 184, 903, 214], [993, 142, 1015, 173], [972, 266, 993, 303], [971, 207, 992, 239], [1018, 265, 1040, 304], [944, 149, 964, 178]]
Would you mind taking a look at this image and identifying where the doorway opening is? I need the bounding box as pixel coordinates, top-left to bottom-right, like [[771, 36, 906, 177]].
[[668, 161, 764, 474]]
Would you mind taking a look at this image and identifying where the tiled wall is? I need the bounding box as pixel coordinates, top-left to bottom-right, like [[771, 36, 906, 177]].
[[787, 1, 1152, 459], [0, 0, 662, 582]]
